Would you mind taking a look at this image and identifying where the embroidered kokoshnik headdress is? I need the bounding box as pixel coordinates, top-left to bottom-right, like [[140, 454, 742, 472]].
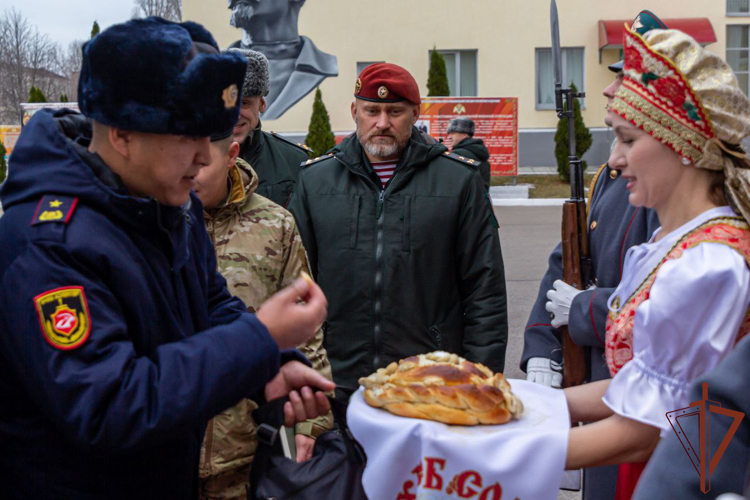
[[611, 25, 750, 223]]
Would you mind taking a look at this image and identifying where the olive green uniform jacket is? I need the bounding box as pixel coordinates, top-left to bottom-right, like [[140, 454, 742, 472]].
[[288, 130, 508, 390], [238, 122, 311, 208], [199, 159, 332, 500]]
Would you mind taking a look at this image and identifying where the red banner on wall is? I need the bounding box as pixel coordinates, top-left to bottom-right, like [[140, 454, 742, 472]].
[[418, 97, 518, 176]]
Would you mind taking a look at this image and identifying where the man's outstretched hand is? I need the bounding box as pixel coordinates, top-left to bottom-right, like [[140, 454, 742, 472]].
[[265, 360, 336, 428], [256, 277, 328, 350]]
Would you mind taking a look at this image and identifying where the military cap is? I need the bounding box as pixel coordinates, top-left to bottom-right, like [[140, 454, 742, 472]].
[[447, 117, 475, 136], [609, 10, 667, 73], [355, 63, 421, 105], [78, 17, 246, 137], [224, 48, 270, 98]]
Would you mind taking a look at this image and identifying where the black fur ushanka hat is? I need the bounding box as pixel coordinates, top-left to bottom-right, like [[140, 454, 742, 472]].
[[78, 17, 246, 137]]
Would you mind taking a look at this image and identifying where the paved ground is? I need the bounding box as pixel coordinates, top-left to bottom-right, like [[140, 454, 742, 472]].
[[494, 205, 560, 382], [517, 166, 599, 175], [493, 205, 581, 500]]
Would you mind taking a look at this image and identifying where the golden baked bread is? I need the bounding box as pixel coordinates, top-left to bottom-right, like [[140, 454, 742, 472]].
[[358, 351, 523, 425]]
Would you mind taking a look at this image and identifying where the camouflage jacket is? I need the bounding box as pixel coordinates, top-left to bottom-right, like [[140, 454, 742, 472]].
[[199, 159, 332, 497]]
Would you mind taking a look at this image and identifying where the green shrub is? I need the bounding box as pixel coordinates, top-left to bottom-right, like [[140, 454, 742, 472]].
[[305, 88, 335, 156], [554, 83, 592, 181], [427, 47, 450, 96]]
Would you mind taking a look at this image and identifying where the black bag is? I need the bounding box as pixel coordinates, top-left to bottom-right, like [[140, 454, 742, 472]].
[[249, 394, 368, 500]]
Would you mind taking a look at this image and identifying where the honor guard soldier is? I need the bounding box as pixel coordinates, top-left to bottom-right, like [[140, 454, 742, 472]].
[[288, 63, 508, 393], [521, 11, 665, 500], [225, 48, 312, 207], [0, 17, 333, 500]]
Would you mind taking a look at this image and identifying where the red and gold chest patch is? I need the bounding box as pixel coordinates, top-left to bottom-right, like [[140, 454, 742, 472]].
[[34, 286, 91, 350]]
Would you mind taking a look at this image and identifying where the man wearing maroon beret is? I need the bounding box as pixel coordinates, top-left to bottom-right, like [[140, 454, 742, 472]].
[[288, 63, 508, 392]]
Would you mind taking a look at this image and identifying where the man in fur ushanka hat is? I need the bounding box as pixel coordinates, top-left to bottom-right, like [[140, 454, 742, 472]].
[[0, 16, 334, 499]]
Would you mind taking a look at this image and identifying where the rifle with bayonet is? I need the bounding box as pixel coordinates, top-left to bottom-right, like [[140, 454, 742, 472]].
[[550, 0, 591, 388]]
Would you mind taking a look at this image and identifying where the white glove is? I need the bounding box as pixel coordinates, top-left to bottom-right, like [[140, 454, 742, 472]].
[[526, 357, 563, 388], [545, 279, 591, 329]]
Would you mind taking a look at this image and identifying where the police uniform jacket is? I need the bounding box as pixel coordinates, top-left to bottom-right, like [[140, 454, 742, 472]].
[[288, 129, 508, 390], [0, 110, 292, 499], [521, 164, 659, 500], [238, 121, 311, 208]]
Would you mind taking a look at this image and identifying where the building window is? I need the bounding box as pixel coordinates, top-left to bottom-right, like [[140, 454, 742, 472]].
[[728, 0, 750, 16], [357, 61, 384, 76], [535, 47, 585, 110], [728, 26, 750, 94], [429, 50, 478, 96]]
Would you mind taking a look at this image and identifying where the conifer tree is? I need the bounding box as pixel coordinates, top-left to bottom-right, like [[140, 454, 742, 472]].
[[305, 88, 335, 156], [27, 86, 42, 103], [91, 21, 100, 38], [554, 83, 592, 182], [427, 47, 450, 96]]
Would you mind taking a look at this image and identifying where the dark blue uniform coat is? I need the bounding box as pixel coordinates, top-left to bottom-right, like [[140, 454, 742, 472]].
[[521, 164, 660, 500], [0, 110, 286, 499]]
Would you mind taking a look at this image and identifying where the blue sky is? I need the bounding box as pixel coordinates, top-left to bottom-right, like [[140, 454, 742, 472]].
[[1, 0, 135, 48]]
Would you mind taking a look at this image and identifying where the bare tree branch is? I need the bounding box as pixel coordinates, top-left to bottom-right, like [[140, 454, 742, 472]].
[[132, 0, 181, 22], [0, 8, 70, 123]]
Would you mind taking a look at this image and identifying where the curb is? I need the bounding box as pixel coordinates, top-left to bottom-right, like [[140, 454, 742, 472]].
[[491, 198, 566, 207]]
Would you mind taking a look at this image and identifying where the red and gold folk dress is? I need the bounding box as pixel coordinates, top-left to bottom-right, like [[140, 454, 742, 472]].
[[602, 206, 750, 500]]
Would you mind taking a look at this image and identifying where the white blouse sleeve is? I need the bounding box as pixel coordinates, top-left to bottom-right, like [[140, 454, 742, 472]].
[[603, 242, 750, 435]]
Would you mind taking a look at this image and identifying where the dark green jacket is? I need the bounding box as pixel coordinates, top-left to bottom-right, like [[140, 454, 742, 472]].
[[288, 130, 508, 389], [451, 137, 491, 192], [238, 122, 311, 207]]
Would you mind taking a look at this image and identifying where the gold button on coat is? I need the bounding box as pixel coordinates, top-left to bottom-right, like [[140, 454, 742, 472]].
[[590, 220, 597, 230], [610, 169, 619, 179]]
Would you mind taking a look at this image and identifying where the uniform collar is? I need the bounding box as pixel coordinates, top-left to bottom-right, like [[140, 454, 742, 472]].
[[239, 121, 265, 160], [204, 158, 259, 220]]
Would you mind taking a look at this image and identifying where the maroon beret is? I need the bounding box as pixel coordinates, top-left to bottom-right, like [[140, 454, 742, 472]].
[[354, 63, 421, 105]]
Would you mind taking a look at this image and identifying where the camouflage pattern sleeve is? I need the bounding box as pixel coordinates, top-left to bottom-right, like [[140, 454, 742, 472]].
[[279, 213, 334, 437]]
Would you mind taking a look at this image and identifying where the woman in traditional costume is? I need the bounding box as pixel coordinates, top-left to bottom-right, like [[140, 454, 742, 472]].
[[563, 24, 750, 500]]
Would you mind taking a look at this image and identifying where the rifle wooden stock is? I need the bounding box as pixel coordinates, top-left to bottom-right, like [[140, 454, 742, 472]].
[[560, 199, 588, 388]]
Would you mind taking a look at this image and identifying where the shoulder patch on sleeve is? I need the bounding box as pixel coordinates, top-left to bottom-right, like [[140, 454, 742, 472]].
[[443, 150, 479, 167], [32, 196, 78, 226], [301, 153, 335, 168], [34, 286, 91, 350], [270, 131, 315, 155]]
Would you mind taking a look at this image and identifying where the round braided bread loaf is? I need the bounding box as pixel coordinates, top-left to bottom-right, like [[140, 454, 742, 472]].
[[359, 351, 524, 425]]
